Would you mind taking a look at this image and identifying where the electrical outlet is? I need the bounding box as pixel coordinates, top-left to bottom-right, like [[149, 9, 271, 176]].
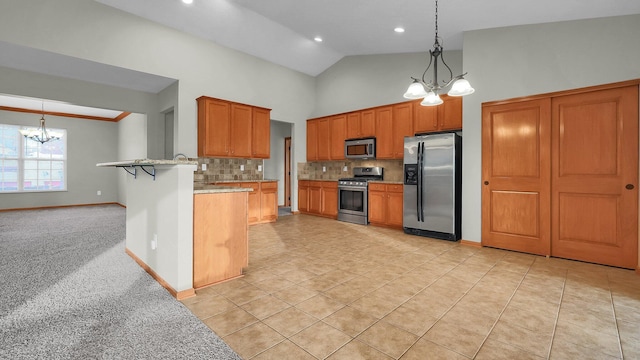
[[322, 166, 326, 172], [201, 163, 207, 171], [151, 234, 158, 250], [343, 166, 348, 172], [258, 165, 262, 172], [97, 190, 101, 196], [240, 165, 245, 171]]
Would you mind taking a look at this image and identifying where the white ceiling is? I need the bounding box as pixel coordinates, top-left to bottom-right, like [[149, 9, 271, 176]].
[[95, 0, 640, 76]]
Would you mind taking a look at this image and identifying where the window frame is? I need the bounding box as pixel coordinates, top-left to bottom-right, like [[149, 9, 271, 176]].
[[0, 123, 67, 193]]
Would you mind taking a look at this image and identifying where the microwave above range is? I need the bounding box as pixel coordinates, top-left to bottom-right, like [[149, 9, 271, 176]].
[[345, 138, 376, 160]]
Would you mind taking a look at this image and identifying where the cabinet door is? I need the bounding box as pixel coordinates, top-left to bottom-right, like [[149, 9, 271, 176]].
[[360, 109, 376, 137], [317, 118, 331, 160], [368, 190, 386, 224], [438, 96, 463, 130], [392, 103, 413, 158], [307, 120, 318, 161], [330, 115, 347, 160], [375, 107, 394, 159], [260, 182, 278, 221], [386, 190, 404, 227], [298, 182, 309, 212], [346, 112, 361, 139], [322, 184, 338, 217], [413, 101, 439, 134], [230, 104, 252, 157], [243, 182, 261, 224], [309, 185, 322, 214], [252, 107, 271, 158], [198, 98, 230, 157]]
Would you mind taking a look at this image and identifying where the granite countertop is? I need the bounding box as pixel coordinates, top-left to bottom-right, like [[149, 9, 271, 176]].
[[369, 180, 404, 184], [298, 179, 339, 182], [97, 159, 198, 167], [193, 184, 253, 194]]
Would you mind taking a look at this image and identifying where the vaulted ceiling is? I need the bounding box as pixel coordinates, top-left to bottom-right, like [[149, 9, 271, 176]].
[[95, 0, 640, 76]]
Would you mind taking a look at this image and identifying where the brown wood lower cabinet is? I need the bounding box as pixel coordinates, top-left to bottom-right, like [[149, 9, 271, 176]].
[[298, 180, 338, 219], [368, 183, 403, 229], [193, 192, 248, 289], [214, 181, 278, 225]]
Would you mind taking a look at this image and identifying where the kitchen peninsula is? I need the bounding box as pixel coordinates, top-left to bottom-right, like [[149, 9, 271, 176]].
[[97, 159, 255, 299]]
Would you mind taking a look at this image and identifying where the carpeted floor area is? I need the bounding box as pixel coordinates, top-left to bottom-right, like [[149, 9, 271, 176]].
[[0, 205, 240, 360]]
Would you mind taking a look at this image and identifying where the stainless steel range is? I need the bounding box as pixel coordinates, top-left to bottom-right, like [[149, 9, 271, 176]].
[[338, 166, 384, 225]]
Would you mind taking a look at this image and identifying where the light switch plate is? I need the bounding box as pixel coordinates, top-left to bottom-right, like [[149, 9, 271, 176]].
[[240, 165, 245, 171], [322, 166, 326, 172], [258, 165, 262, 171], [201, 163, 207, 171]]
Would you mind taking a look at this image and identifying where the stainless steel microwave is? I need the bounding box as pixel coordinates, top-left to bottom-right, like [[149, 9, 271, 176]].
[[345, 138, 375, 159]]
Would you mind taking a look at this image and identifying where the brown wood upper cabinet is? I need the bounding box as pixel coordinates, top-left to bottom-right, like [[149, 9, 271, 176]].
[[376, 103, 413, 159], [197, 96, 271, 159], [346, 109, 376, 139], [306, 115, 347, 161], [414, 95, 462, 134], [306, 97, 461, 162]]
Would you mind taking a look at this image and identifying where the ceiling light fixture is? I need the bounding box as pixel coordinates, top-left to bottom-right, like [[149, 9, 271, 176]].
[[394, 27, 405, 33], [403, 0, 474, 106], [314, 36, 323, 42], [19, 102, 62, 144], [182, 0, 193, 4]]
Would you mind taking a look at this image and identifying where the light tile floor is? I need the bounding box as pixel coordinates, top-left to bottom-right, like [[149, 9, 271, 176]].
[[182, 215, 640, 359]]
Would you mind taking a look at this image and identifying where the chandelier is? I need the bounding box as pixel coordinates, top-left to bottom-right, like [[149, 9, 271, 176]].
[[19, 102, 61, 144], [403, 0, 474, 106]]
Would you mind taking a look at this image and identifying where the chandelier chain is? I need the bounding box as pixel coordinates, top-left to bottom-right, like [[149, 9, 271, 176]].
[[435, 0, 439, 41]]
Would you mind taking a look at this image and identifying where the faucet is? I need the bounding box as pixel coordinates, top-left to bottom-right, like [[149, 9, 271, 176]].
[[173, 153, 188, 161]]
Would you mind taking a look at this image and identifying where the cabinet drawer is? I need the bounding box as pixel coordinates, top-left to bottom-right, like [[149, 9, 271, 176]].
[[309, 181, 324, 188], [369, 183, 386, 191], [299, 180, 310, 187], [386, 184, 403, 192], [261, 181, 277, 190], [322, 181, 338, 189], [240, 182, 259, 193]]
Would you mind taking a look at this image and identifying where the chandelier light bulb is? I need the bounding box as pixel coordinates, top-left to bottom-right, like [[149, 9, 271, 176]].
[[421, 92, 443, 106], [403, 81, 428, 99], [448, 78, 475, 96]]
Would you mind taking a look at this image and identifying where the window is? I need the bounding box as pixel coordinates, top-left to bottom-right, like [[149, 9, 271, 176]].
[[0, 124, 67, 192]]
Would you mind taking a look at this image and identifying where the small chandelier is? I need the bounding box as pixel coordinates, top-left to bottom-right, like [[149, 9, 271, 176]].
[[403, 0, 474, 106], [20, 102, 61, 144]]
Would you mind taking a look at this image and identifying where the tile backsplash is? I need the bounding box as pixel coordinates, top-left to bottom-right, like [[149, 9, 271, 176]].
[[298, 159, 403, 182], [193, 158, 264, 184]]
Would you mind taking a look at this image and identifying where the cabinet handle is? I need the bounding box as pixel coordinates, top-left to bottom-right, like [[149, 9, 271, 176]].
[[626, 184, 634, 190]]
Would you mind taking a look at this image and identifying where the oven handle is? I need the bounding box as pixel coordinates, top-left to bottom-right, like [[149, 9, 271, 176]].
[[338, 186, 367, 192]]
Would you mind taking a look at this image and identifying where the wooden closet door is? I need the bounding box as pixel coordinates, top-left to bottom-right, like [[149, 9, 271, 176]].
[[551, 86, 638, 269], [482, 99, 551, 255]]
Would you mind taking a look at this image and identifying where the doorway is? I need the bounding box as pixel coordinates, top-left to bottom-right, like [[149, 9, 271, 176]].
[[284, 137, 291, 207]]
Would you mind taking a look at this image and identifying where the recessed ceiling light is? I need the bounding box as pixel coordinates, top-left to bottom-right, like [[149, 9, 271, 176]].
[[182, 0, 193, 4], [314, 36, 323, 42], [394, 27, 405, 33]]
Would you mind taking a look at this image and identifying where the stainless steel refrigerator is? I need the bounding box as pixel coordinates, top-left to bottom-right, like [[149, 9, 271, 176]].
[[403, 132, 461, 241]]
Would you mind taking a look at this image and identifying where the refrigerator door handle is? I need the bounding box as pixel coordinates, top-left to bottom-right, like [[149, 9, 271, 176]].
[[417, 141, 424, 222]]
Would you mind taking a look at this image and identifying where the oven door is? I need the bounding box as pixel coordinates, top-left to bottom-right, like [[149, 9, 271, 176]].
[[338, 186, 368, 216]]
